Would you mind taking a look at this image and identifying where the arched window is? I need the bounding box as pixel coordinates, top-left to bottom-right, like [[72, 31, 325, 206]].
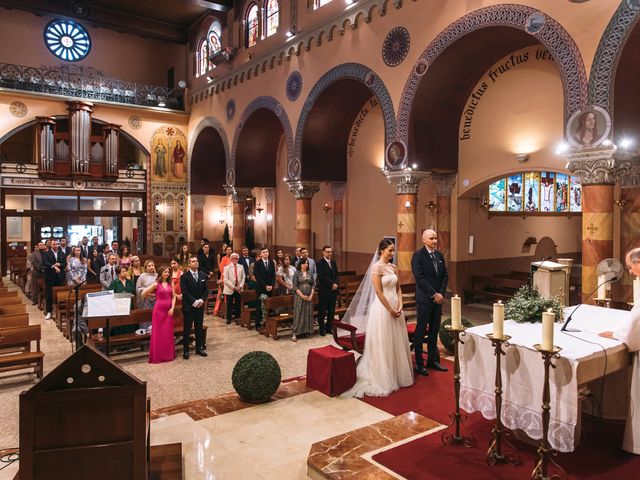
[[314, 0, 332, 10], [197, 38, 208, 77], [265, 0, 279, 37], [208, 21, 222, 55], [246, 4, 259, 48]]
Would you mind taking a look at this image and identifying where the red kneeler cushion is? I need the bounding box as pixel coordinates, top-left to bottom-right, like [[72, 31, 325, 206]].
[[336, 333, 366, 351], [306, 345, 356, 397]]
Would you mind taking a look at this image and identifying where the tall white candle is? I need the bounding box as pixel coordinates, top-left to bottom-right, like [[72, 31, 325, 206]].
[[634, 277, 640, 304], [493, 300, 504, 339], [451, 295, 462, 329], [597, 274, 607, 300], [541, 308, 555, 351]]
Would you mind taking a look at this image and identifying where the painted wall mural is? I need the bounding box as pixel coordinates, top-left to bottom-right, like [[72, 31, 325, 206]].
[[150, 125, 188, 182]]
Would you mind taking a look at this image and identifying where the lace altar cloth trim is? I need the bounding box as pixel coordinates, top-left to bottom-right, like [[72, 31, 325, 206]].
[[460, 386, 576, 453]]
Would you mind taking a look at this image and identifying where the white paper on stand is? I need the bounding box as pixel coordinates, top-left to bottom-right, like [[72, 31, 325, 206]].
[[115, 294, 132, 316], [86, 290, 116, 317]]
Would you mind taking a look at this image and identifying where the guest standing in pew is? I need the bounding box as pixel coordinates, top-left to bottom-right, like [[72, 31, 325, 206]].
[[136, 260, 157, 310], [28, 241, 45, 306], [181, 256, 208, 359], [198, 243, 216, 280], [292, 258, 315, 342], [147, 265, 177, 364], [223, 253, 245, 325], [239, 245, 254, 277], [276, 254, 295, 295], [66, 246, 87, 287], [99, 254, 118, 290], [109, 266, 137, 336], [88, 236, 102, 257], [42, 239, 67, 320], [118, 244, 132, 270], [128, 256, 143, 288], [86, 248, 100, 283], [96, 244, 111, 271], [317, 245, 340, 336], [254, 248, 276, 333], [600, 247, 640, 454], [214, 245, 232, 316], [169, 258, 183, 324], [411, 229, 448, 376], [177, 243, 191, 271], [299, 248, 317, 284], [60, 237, 72, 258]]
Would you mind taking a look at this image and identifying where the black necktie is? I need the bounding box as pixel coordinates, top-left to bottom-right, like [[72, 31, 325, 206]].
[[430, 252, 438, 274]]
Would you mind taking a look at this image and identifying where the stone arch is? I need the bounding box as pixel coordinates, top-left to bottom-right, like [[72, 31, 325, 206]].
[[588, 2, 640, 113], [293, 62, 396, 181], [188, 116, 230, 189], [397, 4, 588, 151], [231, 95, 293, 187]]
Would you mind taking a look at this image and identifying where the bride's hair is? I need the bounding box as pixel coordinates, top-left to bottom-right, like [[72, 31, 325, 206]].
[[378, 238, 394, 253]]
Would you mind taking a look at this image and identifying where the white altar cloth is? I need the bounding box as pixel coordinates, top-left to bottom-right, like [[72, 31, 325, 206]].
[[459, 305, 631, 452]]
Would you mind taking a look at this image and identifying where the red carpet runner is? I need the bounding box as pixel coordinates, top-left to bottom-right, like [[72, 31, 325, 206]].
[[360, 359, 639, 479]]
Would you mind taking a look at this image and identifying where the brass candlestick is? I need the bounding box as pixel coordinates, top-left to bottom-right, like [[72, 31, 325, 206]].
[[486, 333, 521, 466], [628, 302, 634, 311], [532, 344, 566, 480], [593, 297, 611, 308], [441, 325, 475, 447]]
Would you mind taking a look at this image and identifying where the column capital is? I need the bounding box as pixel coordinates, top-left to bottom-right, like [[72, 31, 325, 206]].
[[286, 180, 320, 199], [35, 116, 56, 126], [330, 182, 347, 200], [66, 100, 94, 113], [382, 169, 431, 195], [262, 187, 276, 203], [565, 145, 634, 185], [190, 194, 207, 210], [224, 186, 253, 202], [432, 174, 457, 197]]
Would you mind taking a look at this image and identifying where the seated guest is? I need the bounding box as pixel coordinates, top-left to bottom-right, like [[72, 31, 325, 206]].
[[276, 254, 295, 295], [292, 258, 314, 341], [136, 259, 157, 310], [223, 253, 245, 325], [66, 246, 87, 287], [145, 265, 177, 363], [600, 247, 640, 455], [99, 253, 118, 290]]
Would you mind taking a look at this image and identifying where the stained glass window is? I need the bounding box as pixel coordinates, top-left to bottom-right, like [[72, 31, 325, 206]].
[[197, 38, 208, 77], [524, 172, 540, 212], [488, 178, 506, 212], [208, 22, 222, 55], [246, 4, 259, 48], [44, 19, 91, 62], [265, 0, 279, 37], [488, 172, 581, 214]]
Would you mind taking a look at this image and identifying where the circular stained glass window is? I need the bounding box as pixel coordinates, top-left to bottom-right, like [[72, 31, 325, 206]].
[[44, 19, 91, 62]]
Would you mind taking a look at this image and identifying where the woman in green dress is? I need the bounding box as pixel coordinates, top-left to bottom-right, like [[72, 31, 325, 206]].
[[108, 266, 136, 335]]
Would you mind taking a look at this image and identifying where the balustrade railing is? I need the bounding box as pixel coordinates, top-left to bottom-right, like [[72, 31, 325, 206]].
[[0, 62, 184, 110]]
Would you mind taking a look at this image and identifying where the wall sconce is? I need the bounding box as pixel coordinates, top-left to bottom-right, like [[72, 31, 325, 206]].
[[515, 153, 529, 163], [323, 203, 332, 215], [523, 236, 537, 246], [247, 214, 255, 221], [404, 200, 412, 210], [218, 215, 225, 225], [255, 202, 264, 215], [425, 200, 436, 211], [480, 195, 492, 210], [615, 197, 627, 209]]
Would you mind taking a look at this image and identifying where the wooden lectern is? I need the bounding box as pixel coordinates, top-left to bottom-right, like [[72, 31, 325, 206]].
[[532, 260, 569, 299]]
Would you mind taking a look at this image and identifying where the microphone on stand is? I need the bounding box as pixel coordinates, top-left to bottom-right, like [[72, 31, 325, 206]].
[[561, 275, 619, 332], [529, 256, 552, 292]]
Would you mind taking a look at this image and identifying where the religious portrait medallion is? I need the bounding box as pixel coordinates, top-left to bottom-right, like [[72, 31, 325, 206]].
[[525, 12, 546, 35], [286, 71, 303, 102], [565, 106, 611, 149], [385, 140, 407, 170]]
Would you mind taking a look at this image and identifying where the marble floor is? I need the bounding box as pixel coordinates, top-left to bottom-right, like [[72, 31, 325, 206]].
[[0, 279, 493, 479]]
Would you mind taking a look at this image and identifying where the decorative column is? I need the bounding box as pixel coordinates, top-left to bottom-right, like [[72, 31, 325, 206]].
[[191, 195, 207, 243], [35, 116, 56, 173], [566, 146, 632, 302], [384, 169, 431, 284], [103, 124, 120, 176], [331, 182, 347, 267], [432, 174, 457, 263], [263, 187, 275, 249], [225, 187, 252, 250], [67, 101, 93, 175], [287, 180, 320, 251]]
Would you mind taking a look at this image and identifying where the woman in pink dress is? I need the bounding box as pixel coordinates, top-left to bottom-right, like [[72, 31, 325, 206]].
[[145, 266, 177, 363]]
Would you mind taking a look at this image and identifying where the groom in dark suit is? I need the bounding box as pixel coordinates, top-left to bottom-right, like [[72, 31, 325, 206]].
[[253, 247, 276, 332], [411, 229, 448, 375], [317, 245, 340, 336], [180, 256, 209, 359]]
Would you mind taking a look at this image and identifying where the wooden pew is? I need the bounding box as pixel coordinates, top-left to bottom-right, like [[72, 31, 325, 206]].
[[0, 325, 44, 379], [263, 295, 294, 340], [0, 296, 22, 306], [0, 304, 27, 315], [57, 284, 103, 339], [464, 274, 525, 304], [239, 290, 257, 329], [0, 313, 30, 329]]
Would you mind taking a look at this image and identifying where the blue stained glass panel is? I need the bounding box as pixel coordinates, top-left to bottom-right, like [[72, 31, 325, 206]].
[[540, 172, 555, 212], [507, 174, 523, 212], [524, 172, 540, 212], [488, 178, 506, 212], [556, 173, 569, 212], [570, 176, 582, 212]]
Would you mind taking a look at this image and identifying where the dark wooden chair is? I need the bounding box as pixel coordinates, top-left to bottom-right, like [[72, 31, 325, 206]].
[[0, 325, 44, 379]]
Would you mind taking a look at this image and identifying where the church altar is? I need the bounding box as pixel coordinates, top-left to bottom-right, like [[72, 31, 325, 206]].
[[459, 305, 631, 452]]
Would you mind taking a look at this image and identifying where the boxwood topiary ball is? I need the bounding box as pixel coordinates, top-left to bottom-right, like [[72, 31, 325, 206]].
[[232, 351, 282, 403]]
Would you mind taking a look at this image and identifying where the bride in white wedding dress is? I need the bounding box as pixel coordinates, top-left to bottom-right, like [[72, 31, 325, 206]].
[[342, 239, 414, 398]]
